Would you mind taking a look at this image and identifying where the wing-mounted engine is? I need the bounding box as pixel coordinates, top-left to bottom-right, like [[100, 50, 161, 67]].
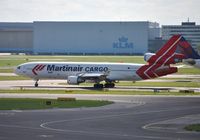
[[67, 76, 85, 85]]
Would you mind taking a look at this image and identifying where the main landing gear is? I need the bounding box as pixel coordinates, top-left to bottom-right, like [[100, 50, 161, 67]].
[[104, 83, 115, 88], [34, 80, 39, 87], [94, 83, 104, 88], [93, 83, 115, 89]]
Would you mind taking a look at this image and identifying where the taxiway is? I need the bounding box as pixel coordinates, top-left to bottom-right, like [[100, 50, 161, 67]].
[[0, 95, 200, 140], [0, 79, 200, 92]]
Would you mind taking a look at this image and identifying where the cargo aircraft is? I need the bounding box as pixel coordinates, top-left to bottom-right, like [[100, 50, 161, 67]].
[[15, 35, 187, 88]]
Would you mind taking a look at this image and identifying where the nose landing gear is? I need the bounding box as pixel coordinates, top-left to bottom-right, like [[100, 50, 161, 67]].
[[34, 80, 39, 87]]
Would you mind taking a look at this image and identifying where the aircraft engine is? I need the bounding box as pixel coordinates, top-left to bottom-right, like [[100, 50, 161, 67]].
[[144, 53, 155, 62], [67, 76, 85, 85], [144, 52, 184, 64]]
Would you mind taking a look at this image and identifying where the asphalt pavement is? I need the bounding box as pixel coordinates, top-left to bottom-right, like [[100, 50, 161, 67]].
[[0, 95, 200, 140], [0, 79, 200, 92]]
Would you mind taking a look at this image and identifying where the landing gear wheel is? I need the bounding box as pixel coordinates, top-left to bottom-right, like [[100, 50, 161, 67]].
[[94, 84, 104, 89], [104, 83, 115, 88], [110, 83, 115, 88], [35, 83, 38, 87], [34, 80, 39, 87]]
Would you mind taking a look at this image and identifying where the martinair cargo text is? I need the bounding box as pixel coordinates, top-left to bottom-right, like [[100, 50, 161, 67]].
[[15, 35, 190, 88]]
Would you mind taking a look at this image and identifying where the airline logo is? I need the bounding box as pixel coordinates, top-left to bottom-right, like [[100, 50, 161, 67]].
[[177, 36, 200, 59], [32, 64, 46, 75], [136, 35, 182, 79]]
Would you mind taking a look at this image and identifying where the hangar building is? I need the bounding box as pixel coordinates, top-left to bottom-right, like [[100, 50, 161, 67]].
[[0, 22, 33, 53], [0, 21, 160, 55]]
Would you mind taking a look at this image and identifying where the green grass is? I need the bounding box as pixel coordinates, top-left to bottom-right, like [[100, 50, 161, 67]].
[[184, 124, 200, 132], [0, 69, 14, 73], [0, 89, 199, 95], [177, 68, 200, 75], [0, 98, 113, 110], [0, 59, 27, 67], [74, 80, 200, 88], [0, 76, 31, 80], [118, 81, 200, 87], [0, 55, 145, 67]]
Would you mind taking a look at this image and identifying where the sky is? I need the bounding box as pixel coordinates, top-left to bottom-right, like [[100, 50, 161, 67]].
[[0, 0, 199, 26]]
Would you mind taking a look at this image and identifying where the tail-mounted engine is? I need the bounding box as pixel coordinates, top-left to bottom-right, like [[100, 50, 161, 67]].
[[144, 53, 185, 65], [144, 53, 155, 62]]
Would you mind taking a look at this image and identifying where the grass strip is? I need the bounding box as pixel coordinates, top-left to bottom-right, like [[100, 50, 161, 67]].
[[0, 89, 200, 95], [0, 98, 113, 110], [0, 55, 145, 67], [184, 124, 200, 132], [0, 76, 31, 80], [177, 68, 200, 75], [75, 81, 200, 88], [117, 81, 200, 88], [0, 69, 14, 73]]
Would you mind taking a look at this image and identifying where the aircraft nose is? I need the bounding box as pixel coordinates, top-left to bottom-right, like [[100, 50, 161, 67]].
[[14, 66, 21, 75], [14, 67, 18, 75]]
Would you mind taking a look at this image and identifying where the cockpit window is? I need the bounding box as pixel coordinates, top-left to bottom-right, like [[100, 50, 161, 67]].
[[17, 66, 21, 69]]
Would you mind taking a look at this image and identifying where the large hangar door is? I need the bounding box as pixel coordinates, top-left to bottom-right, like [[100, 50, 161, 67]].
[[0, 31, 33, 53]]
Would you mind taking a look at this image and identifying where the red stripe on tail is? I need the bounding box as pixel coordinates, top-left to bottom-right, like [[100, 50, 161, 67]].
[[136, 35, 182, 80]]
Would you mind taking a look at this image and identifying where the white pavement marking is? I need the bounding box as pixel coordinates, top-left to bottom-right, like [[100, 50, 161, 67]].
[[38, 135, 53, 138], [143, 114, 200, 134], [0, 73, 17, 76], [40, 114, 172, 140], [40, 105, 200, 140]]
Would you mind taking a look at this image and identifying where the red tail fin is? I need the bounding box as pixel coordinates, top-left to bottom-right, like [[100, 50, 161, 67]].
[[136, 35, 183, 80], [147, 35, 182, 65]]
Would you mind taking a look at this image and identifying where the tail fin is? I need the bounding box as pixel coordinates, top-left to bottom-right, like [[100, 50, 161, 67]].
[[136, 35, 184, 80], [177, 36, 200, 59], [147, 35, 185, 65]]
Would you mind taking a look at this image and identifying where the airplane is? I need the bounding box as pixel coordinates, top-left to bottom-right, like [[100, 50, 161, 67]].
[[145, 35, 200, 68], [176, 37, 200, 68], [15, 35, 185, 88]]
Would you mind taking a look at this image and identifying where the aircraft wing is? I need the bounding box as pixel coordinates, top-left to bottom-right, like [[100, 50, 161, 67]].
[[78, 72, 108, 81]]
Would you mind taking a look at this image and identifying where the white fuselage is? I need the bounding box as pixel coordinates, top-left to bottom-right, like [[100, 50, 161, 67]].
[[15, 62, 143, 81]]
